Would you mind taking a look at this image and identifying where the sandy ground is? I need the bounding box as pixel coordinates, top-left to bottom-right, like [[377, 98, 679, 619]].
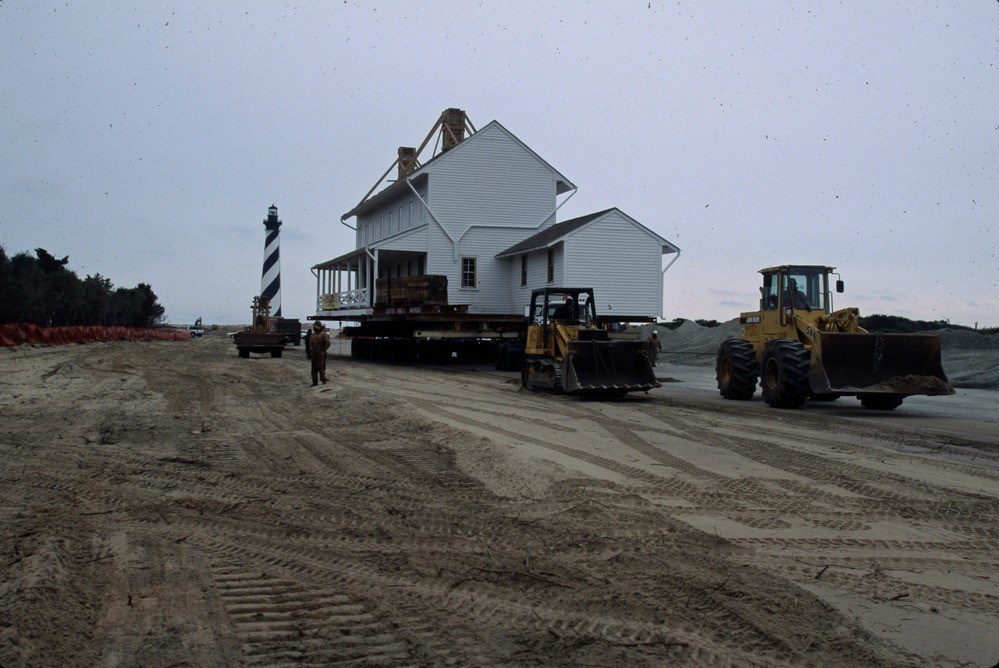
[[1, 332, 997, 667]]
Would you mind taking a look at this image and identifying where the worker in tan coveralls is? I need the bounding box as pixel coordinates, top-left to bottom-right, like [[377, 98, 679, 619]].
[[647, 329, 662, 367], [308, 321, 331, 385]]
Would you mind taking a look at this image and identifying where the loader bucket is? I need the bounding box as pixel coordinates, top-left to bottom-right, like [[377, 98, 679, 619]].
[[809, 332, 954, 396], [563, 340, 660, 395]]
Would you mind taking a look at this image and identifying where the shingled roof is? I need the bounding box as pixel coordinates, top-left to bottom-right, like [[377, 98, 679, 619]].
[[495, 209, 616, 258]]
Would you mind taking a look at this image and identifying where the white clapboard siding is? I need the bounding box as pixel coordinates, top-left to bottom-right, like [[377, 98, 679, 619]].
[[371, 224, 428, 253], [411, 122, 570, 313], [356, 189, 426, 247], [563, 210, 664, 318], [506, 246, 568, 314], [424, 124, 558, 244], [448, 227, 538, 312]]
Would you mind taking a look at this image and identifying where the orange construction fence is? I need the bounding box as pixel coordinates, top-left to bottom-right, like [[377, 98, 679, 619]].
[[0, 323, 191, 347]]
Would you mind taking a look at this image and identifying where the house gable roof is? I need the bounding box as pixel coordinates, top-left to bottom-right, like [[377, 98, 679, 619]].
[[342, 120, 575, 220], [495, 208, 679, 258], [341, 172, 427, 221], [495, 209, 615, 257]]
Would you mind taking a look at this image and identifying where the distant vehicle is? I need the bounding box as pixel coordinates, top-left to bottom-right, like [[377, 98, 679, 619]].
[[189, 317, 205, 337], [233, 297, 286, 358], [273, 318, 302, 346]]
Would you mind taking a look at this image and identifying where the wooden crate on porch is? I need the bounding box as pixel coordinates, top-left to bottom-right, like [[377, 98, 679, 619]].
[[375, 275, 448, 307]]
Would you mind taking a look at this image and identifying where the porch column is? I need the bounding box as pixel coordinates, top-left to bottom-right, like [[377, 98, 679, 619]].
[[372, 249, 379, 307]]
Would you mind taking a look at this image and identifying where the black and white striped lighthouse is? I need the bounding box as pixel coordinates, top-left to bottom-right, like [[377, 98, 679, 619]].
[[260, 204, 282, 317]]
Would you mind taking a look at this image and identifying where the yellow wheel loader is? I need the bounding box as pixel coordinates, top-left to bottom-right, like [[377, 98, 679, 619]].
[[522, 287, 659, 396], [716, 265, 953, 410]]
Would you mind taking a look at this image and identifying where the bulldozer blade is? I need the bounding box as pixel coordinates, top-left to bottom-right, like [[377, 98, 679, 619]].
[[563, 340, 659, 395], [810, 332, 954, 396]]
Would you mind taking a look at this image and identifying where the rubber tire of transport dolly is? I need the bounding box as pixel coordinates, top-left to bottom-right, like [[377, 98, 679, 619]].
[[716, 338, 759, 400], [760, 339, 810, 409], [495, 342, 507, 370]]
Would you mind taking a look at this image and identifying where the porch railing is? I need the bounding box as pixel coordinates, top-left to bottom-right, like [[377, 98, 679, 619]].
[[318, 287, 370, 311]]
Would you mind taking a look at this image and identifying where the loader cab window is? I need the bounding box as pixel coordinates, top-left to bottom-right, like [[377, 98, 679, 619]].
[[782, 269, 828, 312], [762, 274, 779, 310]]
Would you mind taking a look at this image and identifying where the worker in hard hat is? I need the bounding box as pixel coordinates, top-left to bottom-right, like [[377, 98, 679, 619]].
[[647, 329, 662, 366], [308, 321, 331, 385]]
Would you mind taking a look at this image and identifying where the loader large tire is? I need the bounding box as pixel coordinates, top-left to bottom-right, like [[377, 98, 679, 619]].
[[716, 338, 758, 400], [858, 393, 904, 410], [760, 339, 810, 409]]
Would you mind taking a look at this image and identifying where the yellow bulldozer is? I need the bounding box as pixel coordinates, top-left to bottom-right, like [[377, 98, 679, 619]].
[[716, 265, 953, 410], [521, 287, 659, 396]]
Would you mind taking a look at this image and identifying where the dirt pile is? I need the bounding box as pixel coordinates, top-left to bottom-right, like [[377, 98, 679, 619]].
[[927, 328, 999, 389]]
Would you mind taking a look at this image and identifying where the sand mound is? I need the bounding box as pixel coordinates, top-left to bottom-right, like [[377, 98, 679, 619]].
[[930, 327, 999, 351], [635, 319, 739, 357]]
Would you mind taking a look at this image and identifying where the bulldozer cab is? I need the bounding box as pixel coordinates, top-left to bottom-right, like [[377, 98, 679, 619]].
[[529, 287, 596, 327], [526, 288, 597, 359]]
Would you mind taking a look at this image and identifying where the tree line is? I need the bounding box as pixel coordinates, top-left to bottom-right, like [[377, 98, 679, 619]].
[[0, 246, 165, 328]]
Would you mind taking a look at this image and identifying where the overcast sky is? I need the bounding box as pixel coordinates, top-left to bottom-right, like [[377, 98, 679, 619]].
[[2, 1, 996, 326]]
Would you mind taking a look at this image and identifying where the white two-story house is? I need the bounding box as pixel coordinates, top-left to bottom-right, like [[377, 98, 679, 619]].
[[312, 112, 679, 321]]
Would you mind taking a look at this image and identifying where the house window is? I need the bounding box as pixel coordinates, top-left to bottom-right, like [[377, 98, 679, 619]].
[[547, 249, 555, 283], [521, 255, 528, 286], [461, 257, 477, 288]]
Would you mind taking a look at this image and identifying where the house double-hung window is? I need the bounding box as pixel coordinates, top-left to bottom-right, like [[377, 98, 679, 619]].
[[461, 257, 477, 288]]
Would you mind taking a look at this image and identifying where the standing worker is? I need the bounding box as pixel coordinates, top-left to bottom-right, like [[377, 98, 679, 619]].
[[647, 329, 662, 367], [308, 321, 331, 385]]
